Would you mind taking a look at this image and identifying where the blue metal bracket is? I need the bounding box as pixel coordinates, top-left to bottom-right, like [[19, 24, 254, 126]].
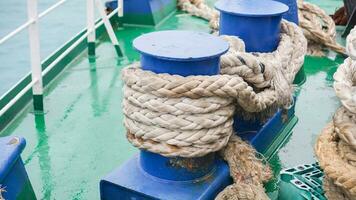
[[0, 136, 36, 200]]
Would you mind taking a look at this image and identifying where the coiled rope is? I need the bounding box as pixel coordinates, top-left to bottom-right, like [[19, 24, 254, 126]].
[[298, 0, 345, 56], [0, 186, 5, 200], [315, 27, 356, 200], [178, 0, 345, 56], [216, 135, 273, 200], [122, 21, 306, 157], [122, 19, 306, 199]]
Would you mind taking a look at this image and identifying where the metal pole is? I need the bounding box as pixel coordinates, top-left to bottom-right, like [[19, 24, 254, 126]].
[[0, 8, 120, 117], [42, 8, 119, 76], [27, 0, 44, 111], [118, 0, 123, 17], [87, 0, 96, 57], [39, 0, 67, 19], [95, 0, 123, 57], [0, 21, 33, 45]]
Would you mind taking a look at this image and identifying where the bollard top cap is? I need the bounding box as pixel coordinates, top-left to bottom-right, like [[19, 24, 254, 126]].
[[215, 0, 289, 17], [133, 30, 229, 61], [0, 136, 26, 182]]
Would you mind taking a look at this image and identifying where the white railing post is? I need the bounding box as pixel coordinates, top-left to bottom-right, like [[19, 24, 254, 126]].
[[0, 0, 123, 116], [118, 0, 123, 17], [87, 0, 96, 57], [27, 0, 44, 111], [95, 0, 123, 57]]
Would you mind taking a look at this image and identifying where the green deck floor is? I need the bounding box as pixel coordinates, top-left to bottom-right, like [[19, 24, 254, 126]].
[[0, 1, 346, 199]]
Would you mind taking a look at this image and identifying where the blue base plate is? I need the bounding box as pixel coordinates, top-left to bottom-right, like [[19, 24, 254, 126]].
[[235, 100, 296, 154], [100, 155, 231, 200], [100, 101, 298, 199]]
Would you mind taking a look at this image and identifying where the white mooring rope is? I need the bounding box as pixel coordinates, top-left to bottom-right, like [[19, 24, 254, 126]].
[[122, 14, 307, 198], [178, 0, 345, 56], [0, 185, 5, 200], [122, 21, 306, 157], [315, 26, 356, 200]]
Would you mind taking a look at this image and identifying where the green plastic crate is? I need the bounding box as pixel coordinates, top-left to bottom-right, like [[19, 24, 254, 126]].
[[278, 163, 326, 200]]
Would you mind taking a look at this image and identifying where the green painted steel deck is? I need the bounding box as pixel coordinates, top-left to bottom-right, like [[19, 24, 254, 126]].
[[0, 0, 347, 199]]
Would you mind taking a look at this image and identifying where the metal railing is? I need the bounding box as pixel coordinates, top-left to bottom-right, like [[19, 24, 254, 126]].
[[0, 0, 124, 116]]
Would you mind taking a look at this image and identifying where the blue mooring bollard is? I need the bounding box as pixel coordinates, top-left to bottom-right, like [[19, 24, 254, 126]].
[[100, 30, 232, 200], [215, 0, 297, 155], [274, 0, 299, 24], [215, 0, 288, 52], [0, 136, 36, 200]]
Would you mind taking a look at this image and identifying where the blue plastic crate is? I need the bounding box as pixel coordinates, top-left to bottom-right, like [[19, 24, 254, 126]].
[[279, 163, 326, 200]]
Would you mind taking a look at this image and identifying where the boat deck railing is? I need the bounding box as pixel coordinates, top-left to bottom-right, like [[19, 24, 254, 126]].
[[0, 0, 123, 117]]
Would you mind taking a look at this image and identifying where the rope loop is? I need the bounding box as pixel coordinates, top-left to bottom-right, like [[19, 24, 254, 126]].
[[315, 26, 356, 200], [297, 0, 345, 56]]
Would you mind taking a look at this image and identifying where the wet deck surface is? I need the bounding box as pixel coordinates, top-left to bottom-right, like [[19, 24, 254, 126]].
[[0, 1, 346, 199]]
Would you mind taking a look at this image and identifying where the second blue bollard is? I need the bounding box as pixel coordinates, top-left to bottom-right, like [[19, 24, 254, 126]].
[[215, 0, 288, 52], [215, 0, 298, 155], [274, 0, 299, 24]]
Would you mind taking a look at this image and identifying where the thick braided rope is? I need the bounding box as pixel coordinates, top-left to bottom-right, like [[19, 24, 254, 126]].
[[123, 62, 235, 157], [347, 27, 356, 60], [124, 71, 273, 195], [298, 0, 345, 56], [178, 0, 218, 21], [122, 23, 306, 157], [122, 33, 303, 199], [178, 0, 344, 56], [178, 0, 306, 78], [178, 0, 220, 29], [315, 122, 356, 200], [315, 27, 356, 200], [123, 22, 306, 109], [123, 3, 304, 198], [221, 21, 307, 108], [123, 64, 263, 157], [323, 177, 350, 200], [123, 66, 277, 113], [215, 135, 272, 200], [0, 186, 4, 200]]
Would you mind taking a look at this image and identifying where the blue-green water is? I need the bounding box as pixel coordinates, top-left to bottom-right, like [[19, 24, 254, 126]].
[[0, 0, 89, 96]]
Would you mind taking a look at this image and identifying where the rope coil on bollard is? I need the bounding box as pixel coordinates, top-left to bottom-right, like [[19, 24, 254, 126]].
[[178, 0, 345, 56], [122, 19, 307, 199], [315, 27, 356, 200]]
